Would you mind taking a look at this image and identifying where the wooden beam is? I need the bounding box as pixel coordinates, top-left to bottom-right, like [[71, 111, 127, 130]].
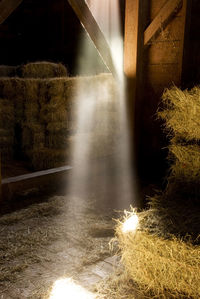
[[144, 0, 182, 46], [2, 165, 72, 201], [123, 0, 146, 189], [67, 0, 117, 78], [0, 0, 23, 25], [124, 0, 144, 79]]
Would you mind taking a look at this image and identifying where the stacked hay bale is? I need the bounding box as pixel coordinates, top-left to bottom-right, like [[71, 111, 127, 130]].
[[0, 62, 118, 171], [114, 86, 200, 298], [21, 79, 46, 169], [19, 61, 67, 78], [0, 98, 15, 161], [19, 62, 68, 170], [32, 77, 69, 170]]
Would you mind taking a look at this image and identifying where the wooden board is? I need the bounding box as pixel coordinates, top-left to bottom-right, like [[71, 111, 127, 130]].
[[0, 0, 23, 25], [146, 64, 180, 93], [124, 0, 144, 79], [144, 0, 182, 45], [148, 40, 181, 64], [149, 0, 183, 20], [152, 16, 183, 42]]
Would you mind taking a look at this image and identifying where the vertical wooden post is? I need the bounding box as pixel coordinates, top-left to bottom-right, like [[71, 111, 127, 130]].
[[124, 0, 145, 149], [124, 0, 146, 207]]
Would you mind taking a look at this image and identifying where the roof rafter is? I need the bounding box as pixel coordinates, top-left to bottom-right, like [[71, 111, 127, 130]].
[[0, 0, 23, 25]]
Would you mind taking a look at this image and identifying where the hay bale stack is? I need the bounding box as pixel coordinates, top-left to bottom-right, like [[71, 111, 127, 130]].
[[158, 86, 200, 186], [0, 71, 118, 169], [112, 85, 200, 298], [116, 212, 200, 298], [0, 99, 15, 161], [26, 148, 69, 170], [158, 86, 200, 140], [19, 62, 67, 78]]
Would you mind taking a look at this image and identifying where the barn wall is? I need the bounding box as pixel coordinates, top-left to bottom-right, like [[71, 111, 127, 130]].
[[137, 0, 189, 181]]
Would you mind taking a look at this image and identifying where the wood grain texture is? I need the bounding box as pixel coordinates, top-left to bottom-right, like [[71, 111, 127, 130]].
[[0, 0, 23, 25], [144, 0, 183, 45], [149, 0, 183, 20], [148, 40, 181, 64]]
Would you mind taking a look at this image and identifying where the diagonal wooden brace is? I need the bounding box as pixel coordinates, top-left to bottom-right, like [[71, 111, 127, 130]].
[[144, 0, 183, 46], [0, 0, 23, 25], [67, 0, 118, 78]]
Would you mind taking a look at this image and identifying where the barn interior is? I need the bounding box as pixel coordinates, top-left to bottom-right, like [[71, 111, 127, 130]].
[[0, 0, 200, 298]]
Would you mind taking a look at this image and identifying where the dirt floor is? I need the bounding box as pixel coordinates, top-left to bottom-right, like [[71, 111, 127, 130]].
[[0, 193, 121, 299]]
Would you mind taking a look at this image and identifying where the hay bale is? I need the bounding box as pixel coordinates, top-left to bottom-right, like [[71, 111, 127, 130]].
[[38, 79, 49, 105], [24, 102, 39, 121], [24, 79, 40, 100], [0, 99, 15, 129], [47, 78, 65, 97], [116, 211, 200, 298], [27, 148, 69, 170], [46, 121, 69, 134], [0, 65, 18, 77], [22, 123, 45, 150], [167, 144, 200, 181], [19, 62, 67, 78], [40, 109, 68, 123], [0, 78, 16, 98], [158, 86, 200, 140], [45, 134, 69, 149]]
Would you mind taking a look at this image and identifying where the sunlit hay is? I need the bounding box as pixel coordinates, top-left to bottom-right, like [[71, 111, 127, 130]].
[[115, 211, 200, 298], [158, 86, 200, 140], [49, 278, 95, 299], [19, 61, 68, 78], [138, 196, 200, 244], [168, 144, 200, 181], [27, 148, 69, 170]]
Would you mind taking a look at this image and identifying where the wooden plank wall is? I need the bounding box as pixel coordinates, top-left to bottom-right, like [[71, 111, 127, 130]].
[[138, 0, 188, 180]]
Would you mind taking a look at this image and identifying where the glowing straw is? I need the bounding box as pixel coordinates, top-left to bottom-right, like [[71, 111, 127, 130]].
[[49, 278, 95, 299], [122, 213, 139, 233]]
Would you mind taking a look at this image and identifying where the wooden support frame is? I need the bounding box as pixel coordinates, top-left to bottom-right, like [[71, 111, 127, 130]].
[[123, 0, 146, 160], [0, 0, 23, 25], [124, 0, 144, 79], [144, 0, 182, 46], [67, 0, 117, 78]]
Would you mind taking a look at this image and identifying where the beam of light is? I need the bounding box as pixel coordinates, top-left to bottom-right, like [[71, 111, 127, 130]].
[[122, 213, 139, 233], [68, 0, 138, 211], [86, 0, 124, 81], [49, 278, 96, 299]]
